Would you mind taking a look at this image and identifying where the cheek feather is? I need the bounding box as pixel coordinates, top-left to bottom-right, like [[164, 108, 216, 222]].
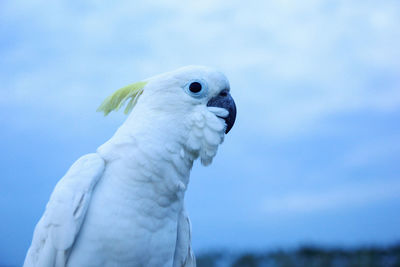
[[184, 106, 226, 166]]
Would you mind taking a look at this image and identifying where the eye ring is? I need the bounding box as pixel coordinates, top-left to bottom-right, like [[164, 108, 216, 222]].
[[184, 79, 208, 98]]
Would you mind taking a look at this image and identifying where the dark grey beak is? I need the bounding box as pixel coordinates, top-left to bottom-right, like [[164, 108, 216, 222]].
[[207, 89, 236, 134]]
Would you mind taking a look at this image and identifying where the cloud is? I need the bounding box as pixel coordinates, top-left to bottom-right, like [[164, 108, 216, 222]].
[[343, 135, 400, 167], [1, 1, 399, 138], [261, 179, 400, 215]]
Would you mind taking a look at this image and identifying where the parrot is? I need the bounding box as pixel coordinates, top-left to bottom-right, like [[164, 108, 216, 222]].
[[23, 65, 236, 267]]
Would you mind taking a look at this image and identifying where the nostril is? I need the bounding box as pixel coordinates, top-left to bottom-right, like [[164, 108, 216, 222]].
[[219, 90, 228, 97]]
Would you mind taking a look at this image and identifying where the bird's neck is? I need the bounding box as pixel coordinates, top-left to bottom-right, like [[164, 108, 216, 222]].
[[97, 112, 196, 198]]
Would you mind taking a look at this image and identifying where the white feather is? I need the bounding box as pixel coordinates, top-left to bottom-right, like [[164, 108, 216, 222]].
[[24, 153, 104, 267], [24, 66, 232, 267]]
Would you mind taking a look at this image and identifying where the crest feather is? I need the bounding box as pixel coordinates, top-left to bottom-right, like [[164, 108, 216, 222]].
[[97, 81, 147, 116]]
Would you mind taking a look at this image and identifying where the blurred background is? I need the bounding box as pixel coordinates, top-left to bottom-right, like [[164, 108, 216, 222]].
[[1, 0, 400, 266]]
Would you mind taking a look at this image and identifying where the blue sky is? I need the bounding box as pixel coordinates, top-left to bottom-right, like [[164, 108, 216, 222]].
[[1, 0, 400, 265]]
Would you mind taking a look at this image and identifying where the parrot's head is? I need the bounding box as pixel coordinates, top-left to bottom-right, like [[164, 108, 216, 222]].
[[98, 66, 236, 166]]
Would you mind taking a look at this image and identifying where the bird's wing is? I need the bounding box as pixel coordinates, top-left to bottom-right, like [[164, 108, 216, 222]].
[[173, 209, 196, 267], [23, 153, 105, 267]]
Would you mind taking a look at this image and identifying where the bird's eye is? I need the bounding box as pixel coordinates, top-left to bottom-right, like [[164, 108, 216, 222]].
[[184, 79, 208, 98], [189, 82, 202, 93]]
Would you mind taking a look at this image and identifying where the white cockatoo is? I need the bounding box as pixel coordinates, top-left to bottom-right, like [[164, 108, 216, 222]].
[[23, 66, 236, 267]]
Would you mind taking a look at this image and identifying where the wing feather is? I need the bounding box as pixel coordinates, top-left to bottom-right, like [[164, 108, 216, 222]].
[[173, 209, 196, 267], [23, 153, 105, 267]]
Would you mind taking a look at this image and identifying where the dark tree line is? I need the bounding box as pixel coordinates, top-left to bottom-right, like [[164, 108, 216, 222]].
[[197, 243, 400, 267]]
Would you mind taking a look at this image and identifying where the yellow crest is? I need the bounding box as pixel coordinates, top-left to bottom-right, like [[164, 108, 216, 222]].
[[97, 81, 147, 116]]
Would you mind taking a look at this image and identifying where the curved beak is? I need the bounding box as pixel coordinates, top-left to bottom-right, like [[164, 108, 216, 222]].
[[207, 90, 237, 134]]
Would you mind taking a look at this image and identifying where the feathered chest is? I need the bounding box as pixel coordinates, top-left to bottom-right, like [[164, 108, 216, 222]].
[[66, 159, 184, 267]]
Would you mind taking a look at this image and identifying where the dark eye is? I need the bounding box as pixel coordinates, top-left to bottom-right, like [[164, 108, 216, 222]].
[[189, 82, 202, 93], [184, 79, 208, 98]]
